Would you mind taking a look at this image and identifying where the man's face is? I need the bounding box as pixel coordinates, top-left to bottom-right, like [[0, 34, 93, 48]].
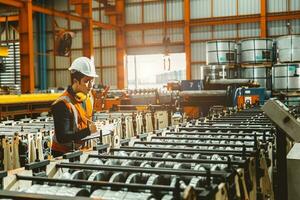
[[77, 76, 95, 94]]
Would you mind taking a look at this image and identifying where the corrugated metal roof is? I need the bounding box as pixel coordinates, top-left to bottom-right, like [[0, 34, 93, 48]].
[[144, 29, 163, 44], [238, 0, 260, 14], [126, 4, 142, 24], [144, 2, 163, 23], [102, 48, 116, 66], [191, 42, 206, 62], [167, 0, 183, 21], [267, 0, 287, 13], [126, 31, 143, 46], [191, 26, 212, 40], [190, 0, 211, 19], [268, 21, 288, 36], [214, 24, 237, 39], [214, 0, 237, 17], [239, 23, 260, 37]]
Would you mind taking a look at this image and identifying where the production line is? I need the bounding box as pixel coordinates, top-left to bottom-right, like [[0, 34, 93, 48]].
[[0, 107, 278, 200]]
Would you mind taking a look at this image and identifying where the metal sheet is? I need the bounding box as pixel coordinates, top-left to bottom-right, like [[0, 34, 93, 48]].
[[272, 64, 300, 91], [268, 21, 288, 36], [72, 32, 83, 49], [102, 48, 116, 66], [291, 19, 300, 34], [267, 0, 288, 13], [70, 21, 81, 30], [191, 64, 205, 80], [214, 24, 237, 39], [93, 10, 100, 21], [191, 42, 206, 62], [167, 0, 183, 21], [47, 71, 55, 88], [56, 70, 70, 87], [290, 0, 300, 11], [126, 4, 142, 24], [190, 0, 211, 19], [214, 0, 237, 17], [241, 39, 273, 63], [238, 23, 260, 37], [277, 35, 300, 63], [238, 0, 260, 14], [179, 90, 226, 97], [101, 10, 110, 23], [55, 57, 70, 69], [144, 2, 163, 23], [169, 28, 184, 42], [93, 30, 101, 48], [103, 68, 117, 89], [191, 26, 212, 40], [144, 29, 163, 44], [206, 40, 236, 65], [102, 30, 116, 46], [94, 49, 101, 67], [126, 31, 143, 46]]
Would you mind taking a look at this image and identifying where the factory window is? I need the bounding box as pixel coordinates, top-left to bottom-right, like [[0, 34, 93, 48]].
[[126, 53, 186, 89]]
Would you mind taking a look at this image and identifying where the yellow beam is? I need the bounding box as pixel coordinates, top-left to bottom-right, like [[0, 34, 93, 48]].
[[0, 93, 61, 104]]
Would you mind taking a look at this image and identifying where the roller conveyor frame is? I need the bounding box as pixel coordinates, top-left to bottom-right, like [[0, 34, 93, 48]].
[[112, 146, 255, 157], [134, 141, 256, 148], [89, 154, 248, 168]]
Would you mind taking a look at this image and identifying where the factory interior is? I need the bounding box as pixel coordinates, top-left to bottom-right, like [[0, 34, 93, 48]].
[[0, 0, 300, 199]]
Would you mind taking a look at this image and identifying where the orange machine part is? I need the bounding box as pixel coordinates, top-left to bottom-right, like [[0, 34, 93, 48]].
[[237, 95, 260, 109], [183, 106, 199, 119]]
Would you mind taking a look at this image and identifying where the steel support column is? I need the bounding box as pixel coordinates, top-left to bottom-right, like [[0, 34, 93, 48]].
[[260, 0, 267, 37], [19, 0, 35, 93], [184, 0, 191, 80], [81, 0, 94, 58], [115, 0, 126, 89]]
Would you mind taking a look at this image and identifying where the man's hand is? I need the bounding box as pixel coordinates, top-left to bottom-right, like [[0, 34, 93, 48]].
[[88, 121, 97, 134]]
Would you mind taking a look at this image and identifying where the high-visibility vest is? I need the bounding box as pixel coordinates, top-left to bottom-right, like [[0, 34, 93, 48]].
[[51, 90, 93, 153]]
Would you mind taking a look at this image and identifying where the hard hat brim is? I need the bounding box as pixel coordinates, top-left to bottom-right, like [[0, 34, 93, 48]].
[[69, 67, 98, 78]]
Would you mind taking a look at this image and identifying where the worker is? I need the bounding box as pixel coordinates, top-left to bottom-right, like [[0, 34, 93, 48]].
[[51, 57, 98, 157]]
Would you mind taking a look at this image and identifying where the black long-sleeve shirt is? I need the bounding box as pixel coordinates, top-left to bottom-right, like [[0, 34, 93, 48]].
[[52, 87, 91, 144]]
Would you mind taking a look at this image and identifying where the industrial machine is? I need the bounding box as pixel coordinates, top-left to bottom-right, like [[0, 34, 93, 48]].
[[0, 108, 275, 200], [263, 99, 300, 200]]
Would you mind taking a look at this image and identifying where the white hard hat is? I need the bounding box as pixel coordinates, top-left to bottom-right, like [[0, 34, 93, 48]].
[[68, 57, 98, 78]]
